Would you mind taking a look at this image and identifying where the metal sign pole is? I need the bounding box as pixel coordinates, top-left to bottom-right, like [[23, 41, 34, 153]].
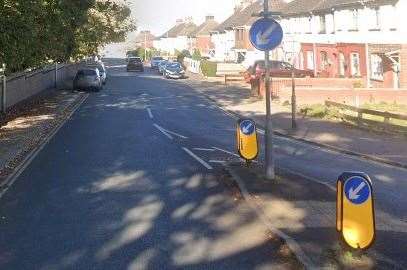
[[1, 64, 6, 114], [263, 0, 275, 180], [291, 66, 297, 129]]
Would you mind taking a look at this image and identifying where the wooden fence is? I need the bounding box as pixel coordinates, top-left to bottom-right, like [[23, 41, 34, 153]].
[[325, 101, 407, 134]]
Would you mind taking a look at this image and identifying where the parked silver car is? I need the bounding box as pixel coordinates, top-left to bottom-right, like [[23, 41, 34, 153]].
[[73, 68, 102, 92]]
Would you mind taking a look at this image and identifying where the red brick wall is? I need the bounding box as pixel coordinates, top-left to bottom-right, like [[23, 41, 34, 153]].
[[259, 77, 365, 98], [278, 88, 407, 105]]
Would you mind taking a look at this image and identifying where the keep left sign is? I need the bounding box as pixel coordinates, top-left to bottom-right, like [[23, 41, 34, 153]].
[[337, 172, 375, 249]]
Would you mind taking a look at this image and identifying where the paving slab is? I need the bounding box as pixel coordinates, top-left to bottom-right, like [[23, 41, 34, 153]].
[[226, 162, 406, 269]]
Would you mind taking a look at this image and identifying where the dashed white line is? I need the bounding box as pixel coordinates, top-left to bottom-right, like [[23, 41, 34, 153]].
[[209, 160, 226, 164], [182, 147, 213, 170], [147, 108, 154, 119], [161, 127, 188, 139], [212, 147, 241, 158], [193, 148, 216, 152], [153, 123, 173, 140]]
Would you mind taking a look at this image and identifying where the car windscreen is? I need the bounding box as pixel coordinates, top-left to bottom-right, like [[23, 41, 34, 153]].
[[153, 57, 163, 61], [167, 63, 181, 69], [77, 69, 97, 76], [88, 65, 104, 73]]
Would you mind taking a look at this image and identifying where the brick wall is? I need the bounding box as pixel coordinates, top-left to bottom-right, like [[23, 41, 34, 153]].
[[258, 77, 365, 98], [278, 88, 407, 105], [400, 45, 407, 88]]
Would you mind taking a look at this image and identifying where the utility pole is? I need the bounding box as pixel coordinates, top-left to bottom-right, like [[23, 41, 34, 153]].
[[263, 0, 275, 180]]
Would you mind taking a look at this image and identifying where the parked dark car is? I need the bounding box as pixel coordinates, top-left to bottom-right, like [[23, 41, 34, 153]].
[[73, 68, 102, 92], [163, 62, 185, 79], [127, 57, 144, 72], [244, 60, 314, 83], [151, 56, 164, 69]]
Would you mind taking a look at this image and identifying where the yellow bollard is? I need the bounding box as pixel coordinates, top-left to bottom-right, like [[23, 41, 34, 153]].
[[337, 172, 375, 249], [236, 119, 259, 162]]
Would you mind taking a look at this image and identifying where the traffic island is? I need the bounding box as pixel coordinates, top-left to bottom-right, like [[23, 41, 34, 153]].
[[225, 162, 403, 269]]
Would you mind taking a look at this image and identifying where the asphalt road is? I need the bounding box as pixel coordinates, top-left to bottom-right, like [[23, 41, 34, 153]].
[[0, 59, 301, 270], [1, 58, 406, 269]]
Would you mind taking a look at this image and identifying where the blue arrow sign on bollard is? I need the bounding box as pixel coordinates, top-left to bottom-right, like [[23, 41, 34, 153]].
[[240, 120, 256, 135], [344, 176, 371, 205], [249, 18, 283, 51]]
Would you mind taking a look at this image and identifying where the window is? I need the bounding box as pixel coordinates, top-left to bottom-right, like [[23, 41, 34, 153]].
[[339, 52, 345, 76], [320, 15, 326, 33], [320, 51, 329, 70], [307, 51, 314, 69], [370, 54, 384, 80], [351, 9, 359, 30], [350, 53, 360, 76]]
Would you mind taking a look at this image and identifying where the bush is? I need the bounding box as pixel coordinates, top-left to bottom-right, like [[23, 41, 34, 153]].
[[192, 49, 201, 61], [201, 60, 217, 77]]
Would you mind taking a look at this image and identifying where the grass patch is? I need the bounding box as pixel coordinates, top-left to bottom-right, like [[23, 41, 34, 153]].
[[362, 102, 407, 115], [299, 104, 340, 119], [298, 102, 407, 133]]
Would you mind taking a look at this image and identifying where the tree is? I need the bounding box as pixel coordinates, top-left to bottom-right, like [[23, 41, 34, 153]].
[[0, 0, 135, 73]]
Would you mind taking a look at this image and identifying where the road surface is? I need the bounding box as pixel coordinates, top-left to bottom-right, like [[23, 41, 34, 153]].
[[0, 58, 406, 269]]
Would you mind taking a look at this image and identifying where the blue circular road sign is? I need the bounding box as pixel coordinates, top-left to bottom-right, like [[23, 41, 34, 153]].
[[249, 18, 283, 51], [240, 120, 255, 135], [344, 176, 371, 205]]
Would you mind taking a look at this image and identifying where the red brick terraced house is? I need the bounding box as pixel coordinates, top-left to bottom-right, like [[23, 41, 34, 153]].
[[189, 16, 219, 57], [280, 0, 406, 88]]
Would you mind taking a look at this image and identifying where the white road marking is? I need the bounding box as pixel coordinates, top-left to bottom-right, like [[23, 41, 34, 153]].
[[146, 108, 154, 119], [182, 147, 213, 170], [193, 148, 216, 152], [212, 147, 241, 158], [153, 124, 173, 140], [159, 126, 188, 139], [209, 160, 226, 164]]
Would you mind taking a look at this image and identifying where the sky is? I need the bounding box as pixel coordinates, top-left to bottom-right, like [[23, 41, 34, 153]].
[[129, 0, 238, 36]]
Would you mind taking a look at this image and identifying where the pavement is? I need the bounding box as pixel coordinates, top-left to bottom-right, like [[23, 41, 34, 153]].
[[0, 90, 87, 184], [0, 59, 406, 269], [226, 163, 406, 269], [185, 72, 407, 168]]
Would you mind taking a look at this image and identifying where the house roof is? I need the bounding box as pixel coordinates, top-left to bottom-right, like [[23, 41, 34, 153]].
[[315, 0, 398, 12], [281, 0, 323, 16], [282, 0, 398, 16], [214, 0, 287, 32], [160, 21, 198, 38], [190, 18, 219, 37], [134, 31, 155, 43]]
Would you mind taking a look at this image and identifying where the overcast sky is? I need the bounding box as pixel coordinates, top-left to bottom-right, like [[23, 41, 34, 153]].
[[129, 0, 238, 36]]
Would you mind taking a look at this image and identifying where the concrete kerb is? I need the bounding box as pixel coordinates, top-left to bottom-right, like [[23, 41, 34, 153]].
[[225, 162, 319, 270], [193, 86, 407, 170], [0, 93, 88, 199]]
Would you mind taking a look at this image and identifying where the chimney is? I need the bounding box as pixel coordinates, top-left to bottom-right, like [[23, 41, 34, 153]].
[[185, 17, 193, 24], [205, 15, 215, 22]]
